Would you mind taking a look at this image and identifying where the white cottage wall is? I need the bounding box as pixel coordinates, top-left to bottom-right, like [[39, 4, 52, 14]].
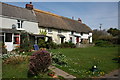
[[1, 17, 39, 34], [22, 21, 39, 34]]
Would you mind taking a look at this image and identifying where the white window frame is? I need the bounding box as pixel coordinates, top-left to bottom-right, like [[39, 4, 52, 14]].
[[17, 20, 23, 28]]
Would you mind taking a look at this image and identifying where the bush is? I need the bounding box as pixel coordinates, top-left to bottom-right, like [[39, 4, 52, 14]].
[[38, 38, 46, 48], [3, 55, 29, 64], [46, 42, 58, 49], [1, 43, 7, 54], [20, 32, 33, 52], [52, 52, 67, 66], [2, 46, 7, 54], [95, 40, 113, 47], [28, 50, 52, 77], [58, 42, 76, 48]]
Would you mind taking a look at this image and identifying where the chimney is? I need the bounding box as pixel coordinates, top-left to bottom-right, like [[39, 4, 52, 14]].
[[78, 18, 82, 23], [25, 2, 33, 10]]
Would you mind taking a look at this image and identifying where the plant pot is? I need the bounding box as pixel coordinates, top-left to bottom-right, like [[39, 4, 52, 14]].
[[48, 73, 55, 77]]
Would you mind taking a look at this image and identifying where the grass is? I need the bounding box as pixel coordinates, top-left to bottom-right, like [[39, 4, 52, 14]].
[[50, 46, 119, 78], [2, 46, 119, 78], [2, 61, 29, 78], [2, 58, 52, 78]]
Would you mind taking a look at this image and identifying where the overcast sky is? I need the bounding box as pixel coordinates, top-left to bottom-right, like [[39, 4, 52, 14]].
[[4, 2, 119, 30]]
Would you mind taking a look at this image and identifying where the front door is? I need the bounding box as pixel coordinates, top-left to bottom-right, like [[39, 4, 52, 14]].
[[76, 37, 79, 43], [61, 37, 64, 43], [4, 33, 13, 51]]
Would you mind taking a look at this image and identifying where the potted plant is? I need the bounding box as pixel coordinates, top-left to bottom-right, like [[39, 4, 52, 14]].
[[48, 72, 55, 77]]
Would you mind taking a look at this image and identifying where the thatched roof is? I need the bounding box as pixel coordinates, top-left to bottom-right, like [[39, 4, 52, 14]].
[[1, 2, 37, 22], [1, 2, 92, 33], [34, 9, 92, 33]]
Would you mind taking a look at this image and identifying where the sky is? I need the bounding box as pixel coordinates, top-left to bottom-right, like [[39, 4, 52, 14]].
[[4, 2, 119, 30]]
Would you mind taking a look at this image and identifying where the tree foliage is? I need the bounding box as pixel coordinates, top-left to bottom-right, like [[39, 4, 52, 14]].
[[20, 31, 33, 52], [107, 28, 120, 37]]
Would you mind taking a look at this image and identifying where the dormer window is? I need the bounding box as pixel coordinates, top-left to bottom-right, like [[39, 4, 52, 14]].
[[17, 20, 23, 28]]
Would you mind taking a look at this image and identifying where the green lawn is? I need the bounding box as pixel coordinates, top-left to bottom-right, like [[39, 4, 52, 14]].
[[2, 62, 29, 78], [2, 46, 119, 78], [50, 46, 119, 78], [2, 58, 52, 78]]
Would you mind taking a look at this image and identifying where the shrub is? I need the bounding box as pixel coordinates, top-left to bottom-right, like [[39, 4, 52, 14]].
[[46, 41, 58, 49], [28, 50, 51, 77], [38, 38, 46, 48], [58, 42, 76, 48], [95, 40, 113, 47], [98, 35, 113, 42], [20, 31, 33, 52], [3, 55, 29, 64], [2, 46, 7, 54], [2, 43, 7, 54], [52, 52, 67, 66]]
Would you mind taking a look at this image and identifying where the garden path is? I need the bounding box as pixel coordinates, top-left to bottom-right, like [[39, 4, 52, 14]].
[[49, 65, 76, 79]]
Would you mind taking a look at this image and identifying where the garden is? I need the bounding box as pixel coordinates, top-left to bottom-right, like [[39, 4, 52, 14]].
[[2, 46, 119, 78], [2, 29, 120, 79]]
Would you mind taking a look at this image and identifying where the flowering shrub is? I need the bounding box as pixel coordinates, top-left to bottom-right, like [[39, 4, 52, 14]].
[[51, 52, 67, 66], [28, 50, 52, 77]]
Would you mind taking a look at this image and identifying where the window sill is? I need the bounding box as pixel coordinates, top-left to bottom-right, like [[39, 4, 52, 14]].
[[16, 28, 25, 30]]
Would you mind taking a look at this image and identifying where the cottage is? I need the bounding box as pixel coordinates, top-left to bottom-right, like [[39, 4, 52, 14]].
[[33, 7, 92, 44], [0, 2, 39, 51], [0, 2, 92, 51]]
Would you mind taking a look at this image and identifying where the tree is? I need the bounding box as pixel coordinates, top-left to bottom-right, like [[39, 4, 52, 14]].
[[107, 28, 120, 37]]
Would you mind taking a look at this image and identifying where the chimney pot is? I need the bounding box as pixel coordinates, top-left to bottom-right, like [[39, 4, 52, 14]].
[[30, 2, 32, 4]]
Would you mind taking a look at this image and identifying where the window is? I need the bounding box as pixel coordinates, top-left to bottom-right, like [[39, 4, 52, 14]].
[[58, 30, 61, 33], [81, 32, 83, 36], [5, 33, 12, 42], [70, 37, 72, 42], [14, 33, 20, 44], [17, 20, 23, 28], [48, 28, 52, 32], [71, 31, 74, 35]]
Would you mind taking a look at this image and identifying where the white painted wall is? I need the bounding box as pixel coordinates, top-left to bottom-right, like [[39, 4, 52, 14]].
[[39, 27, 71, 44], [1, 16, 39, 51], [1, 16, 39, 34], [81, 33, 89, 39], [89, 33, 92, 43], [22, 21, 39, 34], [1, 17, 17, 29]]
